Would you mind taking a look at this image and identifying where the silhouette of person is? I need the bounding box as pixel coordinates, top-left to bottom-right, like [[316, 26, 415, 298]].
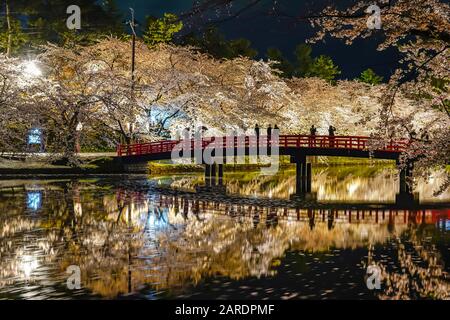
[[273, 125, 280, 149], [254, 123, 260, 137], [328, 125, 336, 136], [328, 125, 336, 147], [255, 124, 260, 155], [309, 125, 317, 147], [267, 124, 273, 155], [267, 124, 273, 142]]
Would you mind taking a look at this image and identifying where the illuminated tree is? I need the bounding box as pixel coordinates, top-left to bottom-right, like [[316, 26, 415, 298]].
[[0, 17, 28, 55], [0, 55, 28, 151], [143, 13, 183, 47], [266, 47, 294, 78], [359, 68, 383, 85], [183, 27, 258, 59], [307, 0, 450, 191], [307, 55, 341, 83], [293, 44, 314, 78]]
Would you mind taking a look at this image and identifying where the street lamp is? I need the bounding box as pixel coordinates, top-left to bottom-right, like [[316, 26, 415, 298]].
[[128, 8, 138, 89]]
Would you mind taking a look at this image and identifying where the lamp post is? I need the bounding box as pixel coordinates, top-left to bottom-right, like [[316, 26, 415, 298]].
[[128, 8, 138, 90]]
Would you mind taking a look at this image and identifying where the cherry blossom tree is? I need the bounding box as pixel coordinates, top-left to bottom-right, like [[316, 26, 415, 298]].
[[84, 38, 293, 138], [21, 42, 139, 163], [307, 0, 450, 192], [0, 55, 30, 153]]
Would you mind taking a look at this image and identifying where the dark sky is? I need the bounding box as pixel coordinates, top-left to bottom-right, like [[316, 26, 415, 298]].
[[115, 0, 400, 80]]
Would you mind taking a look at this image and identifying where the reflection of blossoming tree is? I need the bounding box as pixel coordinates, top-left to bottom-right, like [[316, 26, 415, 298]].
[[0, 183, 446, 299], [165, 167, 450, 202], [365, 228, 449, 300]]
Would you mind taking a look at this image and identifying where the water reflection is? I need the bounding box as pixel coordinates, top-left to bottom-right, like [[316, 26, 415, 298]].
[[166, 166, 450, 203], [27, 191, 42, 211], [0, 167, 448, 300]]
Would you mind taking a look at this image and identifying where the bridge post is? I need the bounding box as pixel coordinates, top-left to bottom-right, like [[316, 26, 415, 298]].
[[218, 164, 224, 186], [211, 163, 217, 186], [204, 164, 211, 186], [292, 155, 314, 198], [396, 160, 418, 206], [306, 163, 312, 193], [295, 160, 304, 194], [301, 160, 307, 192], [399, 161, 413, 194]]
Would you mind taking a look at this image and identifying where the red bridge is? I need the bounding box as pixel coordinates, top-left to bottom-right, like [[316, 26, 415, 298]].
[[116, 134, 416, 202], [117, 135, 409, 161]]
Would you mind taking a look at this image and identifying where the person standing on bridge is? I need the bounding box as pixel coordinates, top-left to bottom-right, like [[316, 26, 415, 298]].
[[254, 123, 260, 138], [267, 124, 273, 141], [267, 124, 273, 155], [309, 125, 317, 147], [255, 124, 260, 155], [328, 125, 336, 148], [274, 125, 280, 147]]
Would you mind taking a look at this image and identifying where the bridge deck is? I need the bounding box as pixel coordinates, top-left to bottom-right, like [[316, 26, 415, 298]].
[[117, 135, 409, 161]]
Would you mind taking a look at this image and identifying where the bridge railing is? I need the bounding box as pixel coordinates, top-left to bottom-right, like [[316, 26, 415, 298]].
[[117, 135, 409, 157], [278, 135, 409, 152]]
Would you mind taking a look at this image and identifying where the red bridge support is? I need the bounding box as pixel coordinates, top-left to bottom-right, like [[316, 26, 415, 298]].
[[396, 160, 418, 206], [203, 163, 224, 189], [291, 154, 314, 198]]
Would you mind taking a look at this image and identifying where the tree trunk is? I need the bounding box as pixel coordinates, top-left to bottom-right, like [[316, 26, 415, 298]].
[[117, 120, 131, 145]]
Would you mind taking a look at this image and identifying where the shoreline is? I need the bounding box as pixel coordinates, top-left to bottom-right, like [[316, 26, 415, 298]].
[[0, 155, 396, 178], [0, 163, 392, 179]]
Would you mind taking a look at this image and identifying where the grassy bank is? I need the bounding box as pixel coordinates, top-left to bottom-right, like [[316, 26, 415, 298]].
[[0, 155, 396, 177], [0, 156, 123, 176]]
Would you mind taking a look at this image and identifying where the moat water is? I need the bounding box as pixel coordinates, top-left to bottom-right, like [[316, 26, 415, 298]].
[[0, 165, 448, 299]]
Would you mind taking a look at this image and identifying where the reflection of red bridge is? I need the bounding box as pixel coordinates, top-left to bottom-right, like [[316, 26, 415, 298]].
[[115, 189, 449, 226]]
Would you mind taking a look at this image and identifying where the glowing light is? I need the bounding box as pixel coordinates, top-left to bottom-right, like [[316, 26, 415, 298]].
[[23, 61, 42, 78], [27, 192, 42, 211], [347, 181, 360, 196], [28, 128, 42, 145], [20, 255, 38, 279]]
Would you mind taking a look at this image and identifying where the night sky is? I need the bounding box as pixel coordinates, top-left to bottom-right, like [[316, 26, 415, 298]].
[[115, 0, 400, 80]]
